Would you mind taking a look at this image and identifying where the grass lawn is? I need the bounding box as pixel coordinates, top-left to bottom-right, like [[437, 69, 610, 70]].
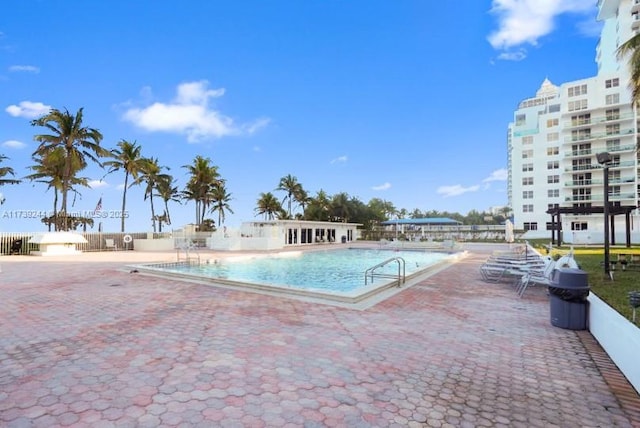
[[528, 240, 640, 327]]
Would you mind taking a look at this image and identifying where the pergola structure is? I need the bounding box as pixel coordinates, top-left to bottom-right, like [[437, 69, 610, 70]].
[[546, 205, 637, 247]]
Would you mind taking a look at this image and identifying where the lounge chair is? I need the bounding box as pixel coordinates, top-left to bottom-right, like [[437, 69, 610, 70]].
[[480, 247, 545, 283], [105, 238, 118, 251], [516, 258, 556, 297]]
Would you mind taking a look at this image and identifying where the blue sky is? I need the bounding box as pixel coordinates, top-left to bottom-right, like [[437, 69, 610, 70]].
[[0, 1, 601, 232]]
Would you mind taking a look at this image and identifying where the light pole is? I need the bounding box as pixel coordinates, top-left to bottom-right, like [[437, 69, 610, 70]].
[[597, 152, 612, 279]]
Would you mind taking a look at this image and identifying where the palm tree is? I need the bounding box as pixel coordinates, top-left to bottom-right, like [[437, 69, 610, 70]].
[[155, 175, 181, 227], [304, 189, 331, 221], [292, 186, 310, 218], [210, 182, 234, 226], [25, 148, 89, 231], [31, 108, 108, 230], [276, 174, 302, 218], [255, 192, 282, 220], [182, 156, 221, 226], [331, 192, 351, 222], [0, 155, 19, 205], [617, 34, 640, 106], [103, 140, 146, 232], [134, 157, 171, 233]]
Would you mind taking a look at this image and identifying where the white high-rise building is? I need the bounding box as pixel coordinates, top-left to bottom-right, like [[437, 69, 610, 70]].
[[508, 0, 640, 244]]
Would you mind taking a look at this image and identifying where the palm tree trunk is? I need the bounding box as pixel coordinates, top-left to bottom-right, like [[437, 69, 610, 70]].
[[164, 203, 171, 226], [121, 172, 129, 232], [150, 193, 157, 233], [53, 189, 59, 232]]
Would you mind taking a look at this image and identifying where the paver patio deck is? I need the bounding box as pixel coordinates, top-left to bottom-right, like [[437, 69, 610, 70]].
[[0, 244, 639, 427]]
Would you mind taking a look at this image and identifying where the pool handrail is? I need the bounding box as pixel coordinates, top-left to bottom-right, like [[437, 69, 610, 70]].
[[364, 257, 406, 286]]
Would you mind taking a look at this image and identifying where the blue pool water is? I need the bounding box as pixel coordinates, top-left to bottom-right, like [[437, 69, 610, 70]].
[[156, 248, 449, 293]]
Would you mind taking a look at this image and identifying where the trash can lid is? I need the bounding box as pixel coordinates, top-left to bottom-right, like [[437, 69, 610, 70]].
[[550, 267, 588, 288]]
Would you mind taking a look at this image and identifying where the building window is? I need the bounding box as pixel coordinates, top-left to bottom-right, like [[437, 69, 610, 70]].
[[547, 132, 559, 142], [568, 99, 588, 111], [548, 104, 560, 113], [571, 142, 591, 156], [571, 113, 591, 126], [522, 177, 534, 185], [547, 189, 559, 197], [522, 136, 534, 145], [547, 118, 559, 127], [523, 190, 533, 199], [547, 175, 559, 184], [568, 84, 587, 97], [572, 158, 592, 171], [522, 163, 533, 172], [571, 129, 591, 141], [571, 222, 588, 231], [606, 93, 620, 105], [605, 78, 619, 88], [523, 222, 538, 230], [523, 205, 534, 213], [546, 222, 559, 230], [606, 123, 620, 135], [516, 114, 526, 125], [547, 146, 559, 156], [606, 139, 620, 151], [547, 203, 559, 210], [522, 150, 533, 159], [605, 108, 620, 120], [547, 160, 559, 170]]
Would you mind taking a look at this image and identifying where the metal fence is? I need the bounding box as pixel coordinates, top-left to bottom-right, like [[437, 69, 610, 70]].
[[0, 232, 174, 255]]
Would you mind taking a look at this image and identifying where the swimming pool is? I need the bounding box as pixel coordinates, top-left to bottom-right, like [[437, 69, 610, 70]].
[[132, 247, 460, 307]]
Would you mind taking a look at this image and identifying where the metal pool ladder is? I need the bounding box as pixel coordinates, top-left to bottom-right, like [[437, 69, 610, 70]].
[[364, 257, 406, 286], [176, 240, 200, 265]]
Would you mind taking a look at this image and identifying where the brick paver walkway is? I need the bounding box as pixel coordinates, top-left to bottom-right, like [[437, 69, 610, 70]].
[[1, 247, 639, 427]]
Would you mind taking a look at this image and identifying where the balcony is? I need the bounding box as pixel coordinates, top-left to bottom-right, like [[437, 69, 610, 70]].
[[564, 149, 592, 157], [563, 112, 635, 128], [566, 193, 636, 203], [563, 128, 635, 143], [564, 160, 636, 173], [610, 192, 636, 201], [608, 144, 636, 154], [565, 164, 597, 172], [564, 177, 636, 187], [565, 194, 600, 202], [512, 128, 538, 137]]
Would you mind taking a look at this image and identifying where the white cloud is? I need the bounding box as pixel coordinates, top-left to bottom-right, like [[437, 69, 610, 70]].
[[122, 80, 269, 142], [330, 155, 348, 164], [2, 139, 26, 149], [482, 168, 508, 183], [437, 184, 480, 198], [488, 0, 597, 58], [496, 49, 527, 62], [89, 180, 108, 189], [9, 65, 40, 73], [372, 182, 391, 191], [244, 117, 271, 135], [5, 101, 51, 118]]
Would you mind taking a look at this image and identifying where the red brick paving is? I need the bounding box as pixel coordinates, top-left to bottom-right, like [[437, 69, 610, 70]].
[[0, 247, 639, 427]]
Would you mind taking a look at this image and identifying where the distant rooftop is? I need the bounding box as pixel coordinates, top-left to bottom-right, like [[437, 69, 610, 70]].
[[380, 217, 462, 226]]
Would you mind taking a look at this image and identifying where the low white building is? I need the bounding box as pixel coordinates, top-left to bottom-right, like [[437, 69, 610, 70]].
[[207, 220, 361, 251]]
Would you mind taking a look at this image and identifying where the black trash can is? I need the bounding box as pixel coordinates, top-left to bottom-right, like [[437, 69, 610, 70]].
[[341, 236, 347, 244], [548, 268, 590, 330]]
